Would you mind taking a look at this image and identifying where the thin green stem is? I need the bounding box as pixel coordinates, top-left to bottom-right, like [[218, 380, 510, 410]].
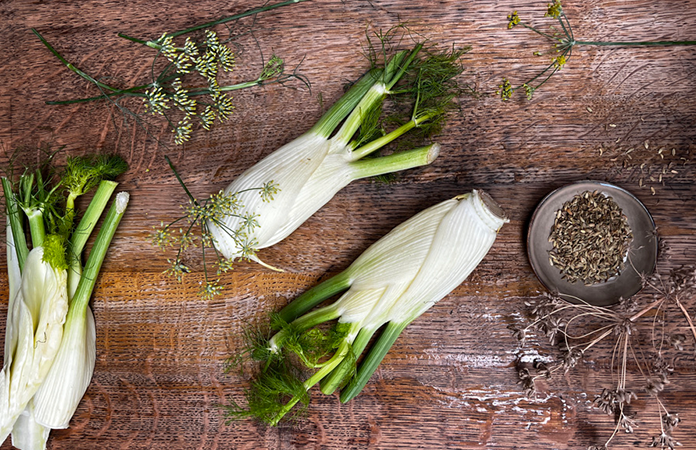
[[187, 80, 262, 97], [331, 54, 411, 144], [575, 40, 696, 46], [332, 83, 387, 146], [175, 216, 201, 264], [532, 66, 560, 90], [25, 209, 46, 248], [118, 0, 309, 44], [520, 23, 558, 41], [385, 45, 422, 91], [290, 305, 341, 334], [332, 47, 423, 146], [340, 321, 409, 403], [67, 180, 119, 296], [116, 33, 147, 46], [201, 237, 210, 284], [165, 155, 197, 203], [320, 325, 376, 395], [69, 181, 119, 256], [561, 14, 574, 41], [309, 69, 383, 139], [304, 334, 358, 390], [350, 143, 439, 180], [66, 192, 78, 217], [350, 114, 432, 160], [2, 177, 29, 271], [556, 14, 572, 42], [20, 173, 34, 207], [68, 192, 129, 319], [32, 28, 118, 94], [302, 337, 353, 388], [513, 58, 561, 91], [268, 396, 301, 426], [381, 51, 407, 85], [277, 271, 352, 323]]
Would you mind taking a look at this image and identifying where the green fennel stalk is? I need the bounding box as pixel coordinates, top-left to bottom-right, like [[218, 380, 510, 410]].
[[2, 178, 29, 270]]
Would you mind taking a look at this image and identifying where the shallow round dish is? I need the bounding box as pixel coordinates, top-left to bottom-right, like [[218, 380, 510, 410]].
[[527, 181, 657, 306]]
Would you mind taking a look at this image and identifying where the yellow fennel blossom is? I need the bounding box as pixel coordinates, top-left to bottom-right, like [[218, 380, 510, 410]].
[[496, 78, 513, 101], [501, 0, 696, 100], [523, 83, 535, 100], [32, 0, 309, 147], [545, 0, 563, 19], [553, 54, 567, 70], [507, 11, 520, 29]]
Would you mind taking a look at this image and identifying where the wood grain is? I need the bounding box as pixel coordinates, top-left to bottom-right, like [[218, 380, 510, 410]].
[[1, 0, 696, 448]]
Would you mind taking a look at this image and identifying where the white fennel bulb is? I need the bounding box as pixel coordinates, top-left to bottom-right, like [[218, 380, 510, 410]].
[[203, 35, 468, 268], [227, 190, 508, 425], [31, 305, 96, 429]]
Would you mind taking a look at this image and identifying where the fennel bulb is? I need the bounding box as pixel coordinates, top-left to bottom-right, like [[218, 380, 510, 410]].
[[1, 155, 129, 449], [225, 190, 508, 425], [204, 31, 468, 268]]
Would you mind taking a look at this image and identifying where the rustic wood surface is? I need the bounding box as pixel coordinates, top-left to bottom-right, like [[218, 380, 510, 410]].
[[1, 0, 695, 449]]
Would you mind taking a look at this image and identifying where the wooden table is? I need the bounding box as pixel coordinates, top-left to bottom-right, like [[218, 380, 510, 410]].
[[1, 1, 695, 448]]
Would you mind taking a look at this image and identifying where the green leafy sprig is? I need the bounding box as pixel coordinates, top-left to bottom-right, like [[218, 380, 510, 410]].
[[499, 0, 696, 100], [151, 156, 278, 300], [223, 314, 354, 425], [33, 0, 310, 145], [351, 25, 472, 182]]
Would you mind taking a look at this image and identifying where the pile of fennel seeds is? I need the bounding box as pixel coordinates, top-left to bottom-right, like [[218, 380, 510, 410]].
[[549, 190, 633, 285]]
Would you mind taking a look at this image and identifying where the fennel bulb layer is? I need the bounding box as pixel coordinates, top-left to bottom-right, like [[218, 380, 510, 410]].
[[336, 190, 506, 328], [31, 305, 96, 429], [0, 248, 68, 442]]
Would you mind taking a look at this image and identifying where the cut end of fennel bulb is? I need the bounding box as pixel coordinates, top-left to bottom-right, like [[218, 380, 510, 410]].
[[427, 143, 440, 164], [114, 192, 129, 214], [471, 189, 509, 232]]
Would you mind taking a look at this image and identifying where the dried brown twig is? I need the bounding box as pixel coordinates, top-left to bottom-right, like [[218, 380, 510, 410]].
[[511, 264, 696, 449]]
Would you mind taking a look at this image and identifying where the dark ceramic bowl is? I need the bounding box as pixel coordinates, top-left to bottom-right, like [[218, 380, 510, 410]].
[[527, 181, 657, 306]]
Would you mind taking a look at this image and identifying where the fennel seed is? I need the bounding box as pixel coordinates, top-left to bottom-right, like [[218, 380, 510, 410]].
[[548, 191, 633, 285]]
